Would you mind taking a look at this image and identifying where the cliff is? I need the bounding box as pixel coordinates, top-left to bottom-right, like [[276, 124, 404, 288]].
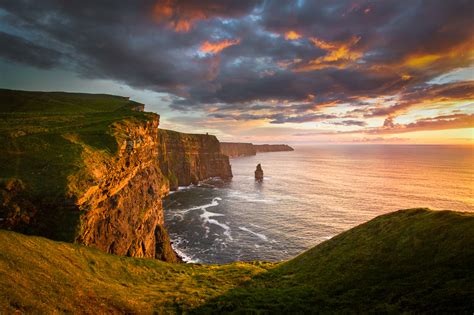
[[157, 129, 232, 190], [220, 142, 294, 157], [0, 89, 231, 262], [253, 144, 294, 153], [220, 142, 256, 157], [0, 209, 472, 313]]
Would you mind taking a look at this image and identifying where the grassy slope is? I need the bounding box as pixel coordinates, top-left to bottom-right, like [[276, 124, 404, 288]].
[[1, 209, 473, 313], [0, 229, 273, 314], [198, 208, 474, 313]]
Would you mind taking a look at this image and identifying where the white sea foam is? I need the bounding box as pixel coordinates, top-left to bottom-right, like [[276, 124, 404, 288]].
[[208, 219, 233, 240], [239, 226, 268, 241], [180, 197, 222, 214], [200, 210, 225, 220], [177, 185, 195, 191], [177, 197, 233, 240], [170, 237, 200, 263]]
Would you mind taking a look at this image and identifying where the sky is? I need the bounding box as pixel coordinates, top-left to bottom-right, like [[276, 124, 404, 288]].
[[0, 0, 473, 144]]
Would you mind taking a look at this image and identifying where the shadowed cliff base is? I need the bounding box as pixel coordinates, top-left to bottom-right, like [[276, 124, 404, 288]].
[[0, 209, 472, 313]]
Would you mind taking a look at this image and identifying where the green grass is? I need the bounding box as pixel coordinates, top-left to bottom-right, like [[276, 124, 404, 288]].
[[0, 89, 143, 113], [0, 209, 473, 313], [0, 228, 273, 314]]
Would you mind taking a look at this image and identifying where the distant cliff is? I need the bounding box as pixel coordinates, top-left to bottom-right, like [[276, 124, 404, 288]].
[[254, 144, 294, 153], [220, 142, 256, 157], [157, 129, 232, 190], [0, 89, 232, 263], [220, 142, 294, 157]]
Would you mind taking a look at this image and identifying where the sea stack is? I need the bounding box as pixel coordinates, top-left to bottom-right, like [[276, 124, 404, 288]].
[[255, 163, 264, 181]]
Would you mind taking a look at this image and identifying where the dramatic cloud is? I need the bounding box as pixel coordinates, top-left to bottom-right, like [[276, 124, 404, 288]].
[[152, 0, 261, 32], [0, 0, 473, 142], [295, 36, 363, 71], [331, 120, 367, 127], [368, 114, 474, 134], [365, 81, 474, 118], [284, 31, 302, 40], [200, 39, 241, 54], [0, 31, 63, 69]]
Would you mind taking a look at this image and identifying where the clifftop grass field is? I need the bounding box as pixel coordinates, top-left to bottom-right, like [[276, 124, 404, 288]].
[[1, 209, 473, 313]]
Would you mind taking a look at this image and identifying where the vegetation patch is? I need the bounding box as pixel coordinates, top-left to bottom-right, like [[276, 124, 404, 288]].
[[0, 209, 472, 313]]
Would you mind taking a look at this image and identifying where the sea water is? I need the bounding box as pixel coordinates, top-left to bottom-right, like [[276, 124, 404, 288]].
[[163, 145, 474, 264]]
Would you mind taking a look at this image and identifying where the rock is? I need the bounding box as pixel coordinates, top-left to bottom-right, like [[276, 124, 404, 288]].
[[253, 144, 294, 152], [220, 142, 256, 158], [220, 142, 294, 158], [255, 164, 264, 181]]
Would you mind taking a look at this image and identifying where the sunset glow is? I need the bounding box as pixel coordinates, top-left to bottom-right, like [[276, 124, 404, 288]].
[[284, 31, 302, 40], [200, 39, 241, 54], [0, 0, 472, 144]]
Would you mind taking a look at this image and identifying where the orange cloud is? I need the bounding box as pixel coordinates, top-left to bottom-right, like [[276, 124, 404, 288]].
[[398, 39, 474, 71], [153, 0, 209, 32], [295, 36, 363, 71], [370, 114, 474, 134], [152, 1, 256, 33], [200, 39, 241, 54], [284, 31, 302, 40]]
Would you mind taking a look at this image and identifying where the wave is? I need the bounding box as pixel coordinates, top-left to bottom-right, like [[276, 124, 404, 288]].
[[180, 197, 222, 214], [169, 237, 200, 263], [176, 197, 233, 241], [207, 219, 233, 240], [239, 226, 268, 242]]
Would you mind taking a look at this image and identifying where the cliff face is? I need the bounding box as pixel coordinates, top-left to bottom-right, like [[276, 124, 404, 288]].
[[220, 142, 294, 157], [254, 144, 294, 153], [73, 122, 232, 261], [220, 142, 256, 158], [0, 90, 232, 263], [158, 130, 233, 190], [74, 117, 178, 261]]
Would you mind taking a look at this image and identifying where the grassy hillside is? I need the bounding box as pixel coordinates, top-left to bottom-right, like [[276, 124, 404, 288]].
[[1, 209, 473, 313], [198, 208, 474, 313], [0, 89, 144, 113]]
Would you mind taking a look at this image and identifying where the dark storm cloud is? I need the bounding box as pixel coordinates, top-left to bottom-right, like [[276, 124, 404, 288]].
[[0, 0, 472, 124], [210, 112, 338, 124], [0, 31, 63, 68], [0, 0, 261, 92], [330, 120, 367, 127]]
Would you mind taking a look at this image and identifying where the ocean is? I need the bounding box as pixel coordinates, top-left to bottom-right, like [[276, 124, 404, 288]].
[[163, 145, 473, 264]]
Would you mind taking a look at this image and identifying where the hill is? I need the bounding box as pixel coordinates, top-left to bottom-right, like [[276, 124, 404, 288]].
[[0, 208, 472, 313]]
